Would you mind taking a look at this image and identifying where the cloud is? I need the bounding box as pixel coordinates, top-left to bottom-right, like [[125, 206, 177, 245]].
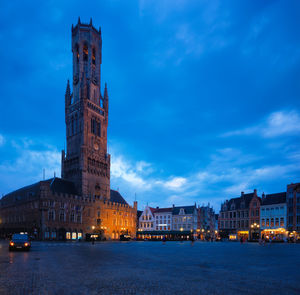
[[0, 137, 61, 195], [222, 110, 300, 138], [163, 177, 187, 190]]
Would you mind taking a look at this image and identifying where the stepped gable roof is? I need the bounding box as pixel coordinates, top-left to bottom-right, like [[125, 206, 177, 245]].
[[224, 192, 257, 211], [172, 205, 196, 215], [110, 189, 128, 205], [154, 207, 173, 213], [50, 177, 78, 195], [262, 192, 286, 206]]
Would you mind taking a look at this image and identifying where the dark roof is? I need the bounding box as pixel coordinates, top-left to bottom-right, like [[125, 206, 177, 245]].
[[172, 205, 196, 215], [137, 210, 143, 218], [262, 192, 286, 206], [1, 181, 41, 206], [110, 190, 128, 205], [222, 193, 259, 211], [154, 207, 173, 213], [50, 178, 78, 195]]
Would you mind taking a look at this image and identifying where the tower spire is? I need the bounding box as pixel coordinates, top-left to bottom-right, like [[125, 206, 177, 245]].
[[78, 17, 81, 24], [65, 79, 71, 105]]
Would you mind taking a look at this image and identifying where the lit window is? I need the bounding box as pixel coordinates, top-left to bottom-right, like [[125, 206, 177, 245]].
[[72, 232, 77, 240], [66, 232, 71, 240]]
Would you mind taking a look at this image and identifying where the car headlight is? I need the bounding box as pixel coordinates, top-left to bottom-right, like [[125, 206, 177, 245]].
[[10, 242, 14, 246], [24, 243, 29, 246]]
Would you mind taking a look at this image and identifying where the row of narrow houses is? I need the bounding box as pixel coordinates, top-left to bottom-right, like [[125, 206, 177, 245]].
[[218, 183, 300, 241], [137, 204, 217, 240]]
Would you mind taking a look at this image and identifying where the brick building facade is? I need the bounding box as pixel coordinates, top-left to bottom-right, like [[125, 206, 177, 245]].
[[0, 19, 137, 240], [218, 189, 261, 240]]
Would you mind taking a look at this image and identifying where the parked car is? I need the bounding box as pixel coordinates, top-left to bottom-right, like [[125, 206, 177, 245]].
[[120, 234, 131, 241], [9, 234, 31, 251]]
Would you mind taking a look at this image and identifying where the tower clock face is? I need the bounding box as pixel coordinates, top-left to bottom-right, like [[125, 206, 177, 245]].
[[94, 143, 99, 151]]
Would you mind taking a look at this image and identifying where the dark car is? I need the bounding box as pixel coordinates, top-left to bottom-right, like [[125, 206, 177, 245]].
[[9, 234, 31, 251], [120, 234, 131, 241]]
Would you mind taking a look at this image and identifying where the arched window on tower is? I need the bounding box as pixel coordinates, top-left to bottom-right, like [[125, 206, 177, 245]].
[[83, 43, 88, 62], [75, 44, 79, 62], [92, 47, 96, 65]]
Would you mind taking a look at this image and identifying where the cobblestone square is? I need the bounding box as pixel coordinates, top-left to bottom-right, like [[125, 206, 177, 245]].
[[0, 241, 299, 295]]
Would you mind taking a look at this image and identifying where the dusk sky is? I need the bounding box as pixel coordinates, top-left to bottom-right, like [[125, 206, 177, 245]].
[[0, 0, 300, 211]]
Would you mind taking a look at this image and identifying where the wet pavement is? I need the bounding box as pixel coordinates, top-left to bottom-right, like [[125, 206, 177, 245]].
[[0, 240, 299, 295]]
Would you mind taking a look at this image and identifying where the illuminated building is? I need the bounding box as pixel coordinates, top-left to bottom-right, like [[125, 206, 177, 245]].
[[287, 183, 300, 238], [219, 189, 261, 240], [137, 205, 197, 240], [0, 19, 137, 240], [260, 192, 287, 240]]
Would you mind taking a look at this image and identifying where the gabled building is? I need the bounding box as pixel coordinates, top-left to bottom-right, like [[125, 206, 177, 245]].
[[287, 183, 300, 238], [260, 192, 287, 240], [218, 189, 261, 240], [137, 204, 198, 240]]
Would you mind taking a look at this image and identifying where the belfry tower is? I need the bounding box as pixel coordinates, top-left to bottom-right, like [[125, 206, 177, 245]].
[[62, 18, 110, 199]]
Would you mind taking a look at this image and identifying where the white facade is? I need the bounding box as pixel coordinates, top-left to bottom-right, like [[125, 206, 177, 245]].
[[260, 203, 287, 230], [139, 206, 155, 231], [172, 207, 198, 231], [154, 210, 172, 231]]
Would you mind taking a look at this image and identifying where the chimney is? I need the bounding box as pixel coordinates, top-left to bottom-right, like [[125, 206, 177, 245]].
[[173, 204, 175, 208], [254, 189, 257, 194], [156, 206, 159, 209]]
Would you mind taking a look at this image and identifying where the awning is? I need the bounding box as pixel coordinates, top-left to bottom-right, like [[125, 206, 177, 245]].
[[137, 230, 192, 235]]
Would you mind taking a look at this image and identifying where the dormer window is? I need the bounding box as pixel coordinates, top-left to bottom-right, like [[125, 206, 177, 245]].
[[179, 208, 185, 215]]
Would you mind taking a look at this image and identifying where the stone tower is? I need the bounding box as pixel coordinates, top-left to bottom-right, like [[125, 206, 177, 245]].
[[62, 18, 110, 199]]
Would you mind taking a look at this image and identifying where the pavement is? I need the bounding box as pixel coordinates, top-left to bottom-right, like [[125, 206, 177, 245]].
[[0, 240, 299, 295]]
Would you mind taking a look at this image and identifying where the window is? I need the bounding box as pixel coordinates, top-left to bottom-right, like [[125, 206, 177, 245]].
[[83, 44, 88, 61], [59, 210, 65, 222], [256, 209, 259, 216], [66, 232, 71, 240], [77, 214, 82, 223], [92, 48, 96, 65], [280, 217, 284, 227], [271, 218, 274, 227], [48, 210, 55, 221], [275, 218, 279, 227], [70, 211, 75, 222], [72, 232, 77, 240], [262, 219, 265, 226], [266, 219, 269, 227]]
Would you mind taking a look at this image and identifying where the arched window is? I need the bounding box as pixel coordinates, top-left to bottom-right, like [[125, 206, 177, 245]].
[[83, 43, 88, 61], [92, 47, 96, 65], [75, 44, 79, 62]]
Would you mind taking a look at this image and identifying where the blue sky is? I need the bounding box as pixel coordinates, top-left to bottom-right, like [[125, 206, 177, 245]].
[[0, 0, 300, 211]]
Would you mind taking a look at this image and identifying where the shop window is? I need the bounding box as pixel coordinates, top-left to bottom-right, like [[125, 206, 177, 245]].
[[51, 231, 56, 239], [72, 232, 77, 240], [45, 231, 49, 239], [66, 232, 71, 239], [78, 232, 82, 239]]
